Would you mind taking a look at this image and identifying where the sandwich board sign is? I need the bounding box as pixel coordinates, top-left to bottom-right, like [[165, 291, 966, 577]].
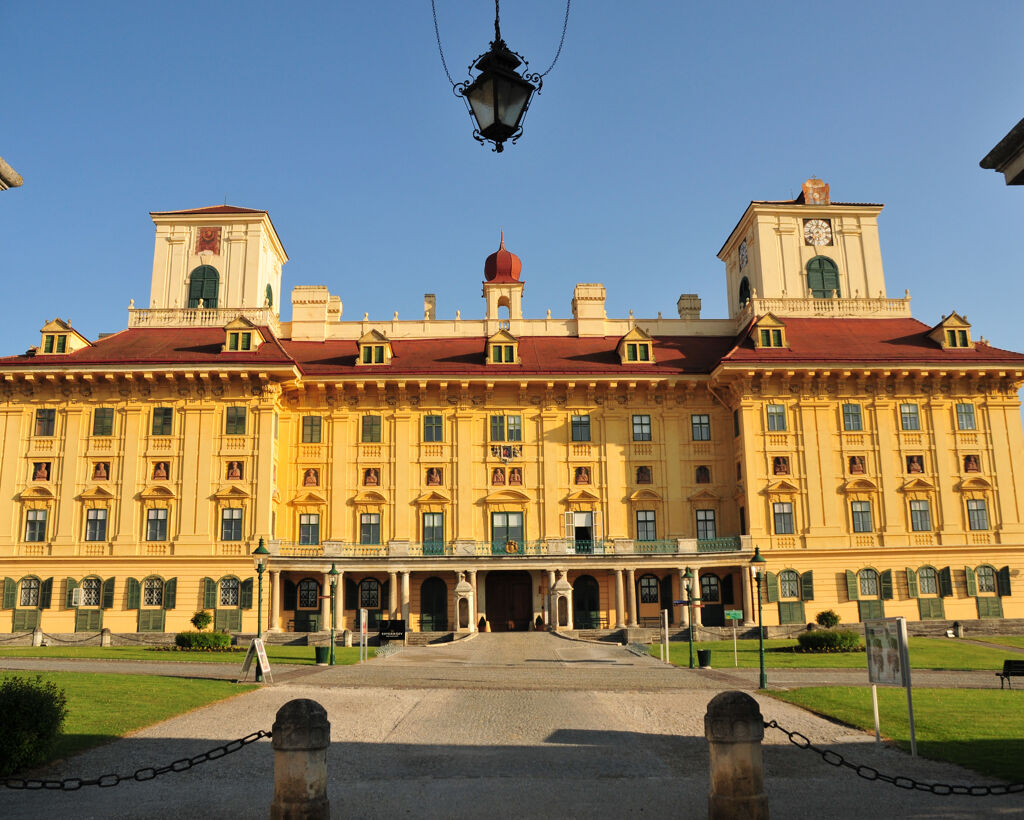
[[239, 638, 272, 683], [864, 617, 916, 756]]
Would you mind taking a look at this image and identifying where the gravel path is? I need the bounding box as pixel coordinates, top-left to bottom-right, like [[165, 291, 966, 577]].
[[1, 633, 1018, 819]]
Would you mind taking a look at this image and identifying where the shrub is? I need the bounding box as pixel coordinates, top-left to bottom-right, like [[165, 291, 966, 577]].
[[175, 630, 232, 650], [191, 610, 212, 631], [0, 675, 68, 775], [797, 629, 862, 653], [815, 610, 841, 629]]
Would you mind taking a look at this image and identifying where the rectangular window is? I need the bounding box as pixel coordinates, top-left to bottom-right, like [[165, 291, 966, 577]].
[[956, 403, 976, 431], [152, 407, 173, 436], [240, 332, 252, 351], [506, 415, 522, 442], [900, 403, 920, 431], [851, 501, 873, 533], [766, 404, 787, 432], [733, 409, 740, 437], [228, 333, 239, 351], [423, 415, 443, 442], [626, 343, 649, 361], [92, 408, 114, 436], [773, 502, 794, 534], [220, 578, 239, 607], [696, 509, 716, 540], [85, 509, 107, 541], [842, 403, 862, 431], [632, 414, 651, 442], [221, 508, 243, 541], [56, 336, 66, 353], [571, 414, 591, 442], [423, 512, 444, 550], [144, 578, 163, 607], [636, 510, 656, 541], [361, 415, 382, 443], [24, 510, 47, 542], [491, 345, 503, 363], [491, 511, 524, 549], [910, 500, 931, 531], [360, 513, 381, 545], [759, 329, 783, 347], [374, 345, 384, 363], [738, 506, 746, 536], [225, 407, 247, 435], [43, 335, 54, 353], [146, 508, 168, 541], [691, 414, 711, 441], [967, 499, 989, 531], [299, 513, 320, 545], [302, 415, 322, 443], [34, 409, 56, 437], [490, 415, 505, 442]]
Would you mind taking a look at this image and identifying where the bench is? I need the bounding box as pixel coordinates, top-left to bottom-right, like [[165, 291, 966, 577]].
[[996, 659, 1024, 689]]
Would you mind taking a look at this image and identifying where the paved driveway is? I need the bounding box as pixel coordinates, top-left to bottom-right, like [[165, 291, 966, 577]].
[[1, 633, 1018, 819]]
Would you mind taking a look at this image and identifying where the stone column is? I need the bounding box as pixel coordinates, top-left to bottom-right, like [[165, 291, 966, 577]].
[[678, 568, 689, 628], [388, 571, 398, 619], [625, 568, 638, 627], [270, 699, 330, 820], [400, 571, 410, 624], [547, 569, 556, 625], [741, 564, 754, 626], [614, 569, 626, 629], [468, 570, 478, 630], [335, 569, 345, 633], [269, 570, 281, 632], [705, 691, 768, 820]]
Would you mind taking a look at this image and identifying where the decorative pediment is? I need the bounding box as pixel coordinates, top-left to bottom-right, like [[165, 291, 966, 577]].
[[628, 488, 662, 502], [841, 478, 878, 493], [566, 488, 601, 503], [957, 476, 992, 491], [765, 479, 799, 494], [140, 484, 176, 500], [901, 477, 935, 492], [753, 313, 787, 349], [484, 488, 530, 503], [19, 485, 54, 500], [79, 485, 116, 500], [414, 490, 451, 505], [39, 318, 90, 355], [213, 483, 251, 500], [487, 328, 519, 365], [928, 311, 973, 350], [222, 316, 264, 353], [618, 326, 656, 364], [687, 488, 720, 502], [352, 490, 388, 504], [290, 489, 328, 505]]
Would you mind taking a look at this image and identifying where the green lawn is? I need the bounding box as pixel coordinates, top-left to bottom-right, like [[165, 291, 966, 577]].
[[0, 671, 257, 765], [650, 636, 1010, 670], [0, 645, 375, 665], [966, 635, 1024, 651], [769, 687, 1024, 782]]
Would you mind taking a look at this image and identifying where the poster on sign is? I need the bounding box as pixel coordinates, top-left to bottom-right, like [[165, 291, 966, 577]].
[[863, 616, 916, 756]]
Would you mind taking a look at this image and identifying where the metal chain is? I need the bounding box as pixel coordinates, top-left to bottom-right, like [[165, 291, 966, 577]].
[[539, 0, 571, 77], [1, 730, 270, 791], [430, 0, 458, 88], [765, 720, 1024, 797]]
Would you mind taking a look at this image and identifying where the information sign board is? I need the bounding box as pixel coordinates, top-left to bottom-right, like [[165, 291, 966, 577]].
[[239, 638, 273, 683], [724, 610, 743, 621]]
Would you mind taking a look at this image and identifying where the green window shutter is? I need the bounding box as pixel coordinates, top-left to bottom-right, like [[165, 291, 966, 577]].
[[858, 600, 884, 621], [977, 597, 1003, 619], [800, 570, 814, 601], [905, 568, 918, 599], [126, 578, 141, 610], [240, 578, 253, 609], [2, 578, 15, 609], [101, 577, 116, 609], [918, 598, 945, 620], [13, 609, 40, 631], [965, 566, 977, 597], [845, 570, 858, 601], [997, 566, 1011, 597], [40, 577, 53, 609], [163, 578, 177, 610], [203, 577, 217, 609], [938, 567, 953, 598], [65, 577, 78, 608], [76, 609, 102, 632], [765, 571, 779, 603], [778, 601, 805, 625], [880, 570, 893, 601], [283, 579, 297, 610], [138, 609, 165, 632]]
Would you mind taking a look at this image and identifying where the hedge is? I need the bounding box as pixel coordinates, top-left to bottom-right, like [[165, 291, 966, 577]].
[[0, 675, 68, 775], [174, 631, 232, 650], [796, 629, 863, 653]]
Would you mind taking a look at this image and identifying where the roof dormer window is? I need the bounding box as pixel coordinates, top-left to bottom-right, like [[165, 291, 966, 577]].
[[362, 345, 385, 364], [947, 329, 969, 348], [625, 342, 650, 361], [753, 314, 787, 349], [487, 329, 519, 365], [39, 319, 89, 355], [43, 335, 66, 354], [228, 332, 253, 351], [929, 312, 974, 351], [221, 317, 263, 353], [618, 327, 656, 365], [356, 330, 393, 366]]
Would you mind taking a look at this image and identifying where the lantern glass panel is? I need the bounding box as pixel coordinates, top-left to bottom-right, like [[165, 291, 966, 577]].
[[467, 78, 496, 131], [497, 78, 531, 128]]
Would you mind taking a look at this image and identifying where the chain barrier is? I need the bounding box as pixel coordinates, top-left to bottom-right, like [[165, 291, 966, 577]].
[[765, 719, 1024, 797], [1, 730, 270, 791]]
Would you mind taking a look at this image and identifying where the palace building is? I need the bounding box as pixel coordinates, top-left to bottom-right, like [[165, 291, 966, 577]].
[[1, 179, 1022, 639]]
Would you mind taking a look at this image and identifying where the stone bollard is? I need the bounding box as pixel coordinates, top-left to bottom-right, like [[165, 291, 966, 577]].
[[343, 629, 352, 647], [100, 628, 112, 647], [705, 691, 768, 820], [270, 699, 331, 820], [32, 627, 43, 647]]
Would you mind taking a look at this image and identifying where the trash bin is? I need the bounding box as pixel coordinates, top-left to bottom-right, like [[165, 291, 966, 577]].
[[697, 649, 712, 668], [314, 646, 330, 665], [953, 621, 964, 638]]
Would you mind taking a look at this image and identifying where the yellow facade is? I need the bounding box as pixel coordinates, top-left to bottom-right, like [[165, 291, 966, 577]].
[[1, 185, 1022, 639]]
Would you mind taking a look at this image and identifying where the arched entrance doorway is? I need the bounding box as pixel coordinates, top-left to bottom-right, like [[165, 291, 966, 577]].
[[420, 577, 448, 631], [485, 570, 532, 631], [572, 574, 600, 629]]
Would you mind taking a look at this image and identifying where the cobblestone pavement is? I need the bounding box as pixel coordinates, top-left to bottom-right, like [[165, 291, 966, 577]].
[[1, 633, 1019, 819]]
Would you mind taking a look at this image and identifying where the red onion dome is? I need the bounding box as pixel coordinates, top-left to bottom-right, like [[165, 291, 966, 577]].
[[484, 232, 522, 283]]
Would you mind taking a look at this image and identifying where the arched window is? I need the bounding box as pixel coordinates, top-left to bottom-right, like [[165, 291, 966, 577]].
[[858, 569, 879, 597], [360, 578, 380, 608], [81, 576, 101, 607], [298, 579, 320, 609], [19, 577, 40, 607], [700, 573, 720, 603], [187, 265, 220, 308], [779, 570, 800, 599], [638, 574, 659, 604], [265, 284, 274, 308], [738, 276, 750, 306], [695, 465, 710, 484], [219, 576, 240, 607], [918, 566, 938, 595], [143, 576, 163, 607], [976, 565, 996, 593], [806, 256, 840, 298]]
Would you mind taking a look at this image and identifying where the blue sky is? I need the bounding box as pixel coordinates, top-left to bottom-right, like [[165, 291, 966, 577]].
[[2, 1, 1022, 356]]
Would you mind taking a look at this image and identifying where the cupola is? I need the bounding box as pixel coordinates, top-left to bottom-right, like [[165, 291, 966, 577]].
[[482, 233, 525, 333], [484, 232, 522, 283]]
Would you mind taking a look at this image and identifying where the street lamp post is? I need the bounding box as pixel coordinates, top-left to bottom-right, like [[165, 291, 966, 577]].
[[682, 567, 696, 669], [252, 538, 270, 682], [328, 563, 339, 666], [750, 546, 768, 690]]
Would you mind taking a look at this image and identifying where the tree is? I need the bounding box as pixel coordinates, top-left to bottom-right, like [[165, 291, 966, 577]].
[[191, 610, 212, 631]]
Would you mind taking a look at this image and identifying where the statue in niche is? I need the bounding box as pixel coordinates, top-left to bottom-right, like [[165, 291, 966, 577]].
[[906, 455, 924, 474], [93, 462, 109, 481], [849, 456, 865, 475], [636, 466, 652, 484], [964, 454, 980, 473], [363, 468, 379, 486], [152, 461, 169, 480], [772, 457, 789, 476], [227, 461, 243, 480], [426, 467, 442, 486], [33, 462, 50, 481], [508, 467, 522, 486], [491, 468, 505, 485], [574, 466, 591, 485], [304, 468, 320, 486]]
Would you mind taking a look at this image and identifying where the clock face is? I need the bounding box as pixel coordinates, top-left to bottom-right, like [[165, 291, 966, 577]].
[[738, 240, 748, 269], [803, 218, 833, 246]]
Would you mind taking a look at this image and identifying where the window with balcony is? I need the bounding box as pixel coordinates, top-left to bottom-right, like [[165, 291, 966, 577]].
[[423, 415, 443, 442], [691, 414, 711, 441], [632, 415, 651, 442], [225, 407, 247, 435], [362, 415, 382, 443], [571, 414, 591, 442], [152, 407, 173, 436], [766, 404, 786, 432], [842, 403, 862, 431], [302, 416, 322, 443]]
